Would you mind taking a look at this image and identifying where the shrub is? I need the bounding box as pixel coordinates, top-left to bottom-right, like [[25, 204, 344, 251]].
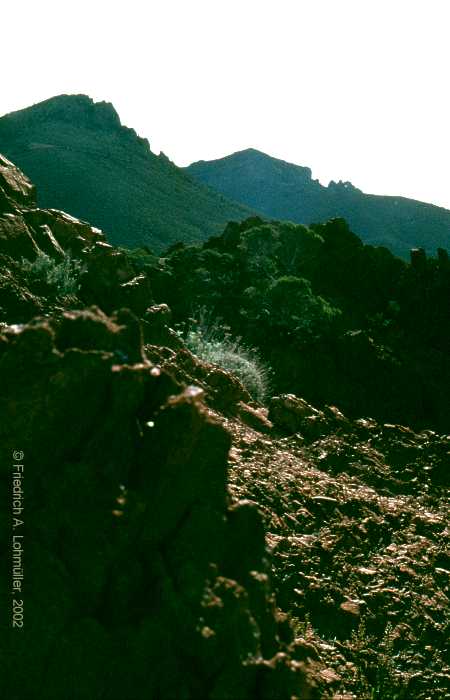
[[267, 275, 342, 341], [21, 252, 85, 295], [180, 312, 271, 403]]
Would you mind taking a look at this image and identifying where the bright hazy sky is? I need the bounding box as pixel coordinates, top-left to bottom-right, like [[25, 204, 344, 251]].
[[3, 0, 450, 208]]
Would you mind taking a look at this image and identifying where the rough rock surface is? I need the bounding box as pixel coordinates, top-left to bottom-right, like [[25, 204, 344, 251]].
[[0, 309, 317, 700], [0, 153, 36, 208], [224, 405, 450, 699], [269, 395, 328, 437], [0, 155, 107, 325], [145, 343, 254, 415]]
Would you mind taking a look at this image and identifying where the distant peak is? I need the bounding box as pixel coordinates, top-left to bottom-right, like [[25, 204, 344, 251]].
[[190, 147, 311, 171], [34, 94, 96, 109], [187, 148, 276, 170], [187, 148, 313, 182], [234, 148, 266, 156], [227, 148, 273, 160]]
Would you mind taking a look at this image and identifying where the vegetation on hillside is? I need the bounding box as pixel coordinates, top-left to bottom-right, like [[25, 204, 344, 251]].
[[0, 94, 253, 252], [21, 251, 85, 295], [186, 148, 450, 258], [125, 216, 450, 432]]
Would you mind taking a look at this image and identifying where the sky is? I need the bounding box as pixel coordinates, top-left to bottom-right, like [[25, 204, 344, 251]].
[[2, 0, 450, 208]]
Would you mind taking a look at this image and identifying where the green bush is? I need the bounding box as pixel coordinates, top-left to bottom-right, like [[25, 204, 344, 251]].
[[180, 313, 271, 403], [21, 252, 85, 295], [267, 275, 342, 340]]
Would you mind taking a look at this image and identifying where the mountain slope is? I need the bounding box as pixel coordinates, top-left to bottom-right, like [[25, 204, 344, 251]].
[[0, 95, 253, 252], [185, 149, 450, 258]]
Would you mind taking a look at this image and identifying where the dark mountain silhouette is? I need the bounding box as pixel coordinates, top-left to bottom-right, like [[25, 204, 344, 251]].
[[0, 95, 252, 252], [185, 148, 450, 258]]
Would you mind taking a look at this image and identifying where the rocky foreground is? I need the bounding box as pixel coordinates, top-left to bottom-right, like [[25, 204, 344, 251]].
[[1, 155, 449, 699], [225, 400, 450, 699]]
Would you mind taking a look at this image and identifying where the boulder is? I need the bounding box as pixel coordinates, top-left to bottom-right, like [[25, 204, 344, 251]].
[[238, 401, 273, 433], [23, 208, 106, 253], [141, 303, 180, 347], [145, 345, 253, 415], [0, 213, 40, 259], [54, 306, 144, 363], [79, 247, 153, 315], [0, 153, 36, 207], [269, 394, 324, 435], [118, 274, 153, 316]]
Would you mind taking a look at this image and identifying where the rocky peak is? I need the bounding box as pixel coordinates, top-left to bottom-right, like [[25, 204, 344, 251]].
[[1, 94, 123, 133], [186, 148, 315, 197], [215, 148, 314, 181], [328, 179, 362, 194]]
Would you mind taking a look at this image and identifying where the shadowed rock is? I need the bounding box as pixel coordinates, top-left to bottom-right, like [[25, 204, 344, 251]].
[[0, 307, 316, 699]]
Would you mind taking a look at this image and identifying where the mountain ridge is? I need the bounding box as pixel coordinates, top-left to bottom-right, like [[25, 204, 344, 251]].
[[186, 148, 450, 258], [0, 95, 253, 252]]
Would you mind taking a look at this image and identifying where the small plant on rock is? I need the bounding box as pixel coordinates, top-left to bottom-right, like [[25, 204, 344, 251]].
[[178, 310, 271, 403], [21, 252, 85, 295]]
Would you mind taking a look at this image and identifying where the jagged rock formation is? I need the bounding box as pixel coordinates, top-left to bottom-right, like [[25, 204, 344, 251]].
[[0, 153, 36, 208], [185, 149, 450, 259], [0, 152, 107, 322], [0, 95, 253, 252]]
